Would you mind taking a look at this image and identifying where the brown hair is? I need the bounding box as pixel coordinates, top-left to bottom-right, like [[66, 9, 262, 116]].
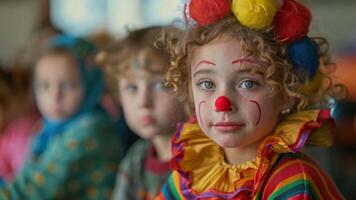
[[162, 16, 342, 114], [98, 26, 178, 100], [0, 66, 33, 131], [100, 26, 177, 76], [0, 67, 32, 108]]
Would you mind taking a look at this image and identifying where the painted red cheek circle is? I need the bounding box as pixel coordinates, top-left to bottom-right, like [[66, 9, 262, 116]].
[[215, 96, 231, 111]]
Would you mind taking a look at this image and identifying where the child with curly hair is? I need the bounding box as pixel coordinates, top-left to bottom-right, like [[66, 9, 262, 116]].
[[156, 0, 344, 199], [100, 26, 185, 200]]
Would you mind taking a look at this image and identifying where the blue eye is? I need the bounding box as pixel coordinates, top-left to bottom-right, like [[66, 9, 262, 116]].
[[239, 80, 256, 89], [198, 80, 215, 90], [154, 81, 165, 91], [126, 84, 138, 93], [36, 82, 50, 91]]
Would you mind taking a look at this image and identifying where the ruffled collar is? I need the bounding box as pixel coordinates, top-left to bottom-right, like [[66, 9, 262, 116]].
[[170, 109, 334, 199]]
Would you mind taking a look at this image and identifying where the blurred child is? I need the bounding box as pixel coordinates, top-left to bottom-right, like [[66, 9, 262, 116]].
[[101, 26, 185, 200], [0, 67, 39, 184], [156, 0, 344, 199], [0, 34, 125, 199], [92, 29, 140, 149]]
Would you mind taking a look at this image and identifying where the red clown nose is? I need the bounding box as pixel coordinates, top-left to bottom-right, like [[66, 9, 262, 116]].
[[215, 96, 232, 112]]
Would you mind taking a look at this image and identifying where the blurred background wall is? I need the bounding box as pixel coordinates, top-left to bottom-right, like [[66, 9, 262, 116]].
[[1, 0, 356, 65], [0, 0, 39, 66]]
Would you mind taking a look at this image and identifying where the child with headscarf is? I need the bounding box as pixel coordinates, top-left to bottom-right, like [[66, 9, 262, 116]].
[[0, 34, 125, 199]]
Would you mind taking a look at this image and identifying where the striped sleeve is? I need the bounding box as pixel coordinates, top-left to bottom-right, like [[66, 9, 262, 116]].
[[261, 153, 344, 200], [155, 171, 185, 200]]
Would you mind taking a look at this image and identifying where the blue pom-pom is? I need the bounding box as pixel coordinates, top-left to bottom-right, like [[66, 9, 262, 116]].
[[287, 37, 319, 78]]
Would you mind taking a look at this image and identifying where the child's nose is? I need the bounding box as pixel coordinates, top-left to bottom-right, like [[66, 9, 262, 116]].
[[138, 88, 153, 108], [51, 86, 62, 101], [214, 96, 236, 112]]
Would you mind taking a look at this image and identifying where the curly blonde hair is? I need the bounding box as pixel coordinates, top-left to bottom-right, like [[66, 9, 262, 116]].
[[161, 16, 342, 115]]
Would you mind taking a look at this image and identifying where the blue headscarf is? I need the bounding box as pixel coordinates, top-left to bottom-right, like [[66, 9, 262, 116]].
[[33, 34, 104, 156]]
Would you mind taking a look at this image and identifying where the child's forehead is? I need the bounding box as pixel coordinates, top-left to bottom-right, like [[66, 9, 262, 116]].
[[120, 67, 165, 80], [192, 64, 266, 79], [37, 51, 77, 67], [123, 50, 167, 73], [191, 37, 249, 61], [35, 53, 81, 78]]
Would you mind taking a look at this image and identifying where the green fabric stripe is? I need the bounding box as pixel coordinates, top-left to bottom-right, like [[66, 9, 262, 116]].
[[162, 184, 175, 200], [269, 179, 320, 200], [168, 175, 181, 199]]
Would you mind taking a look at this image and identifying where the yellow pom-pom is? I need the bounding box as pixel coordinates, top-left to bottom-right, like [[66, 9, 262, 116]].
[[232, 0, 278, 29], [303, 70, 323, 93]]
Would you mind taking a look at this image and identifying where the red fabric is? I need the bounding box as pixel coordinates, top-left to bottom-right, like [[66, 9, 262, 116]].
[[274, 0, 311, 42], [0, 111, 39, 181], [215, 96, 232, 112], [144, 145, 170, 175], [189, 0, 231, 26], [288, 194, 312, 200], [169, 123, 185, 171]]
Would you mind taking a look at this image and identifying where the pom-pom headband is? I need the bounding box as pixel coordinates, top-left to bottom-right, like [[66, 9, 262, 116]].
[[183, 0, 319, 81], [188, 0, 231, 26], [183, 0, 311, 38]]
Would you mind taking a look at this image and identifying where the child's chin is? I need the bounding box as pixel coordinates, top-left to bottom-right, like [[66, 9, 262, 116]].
[[211, 136, 242, 148], [137, 128, 160, 140], [217, 141, 241, 148]]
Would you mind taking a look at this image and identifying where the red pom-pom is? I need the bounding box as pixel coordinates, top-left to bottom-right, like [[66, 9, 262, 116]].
[[189, 0, 231, 26], [215, 96, 232, 112], [274, 0, 311, 43]]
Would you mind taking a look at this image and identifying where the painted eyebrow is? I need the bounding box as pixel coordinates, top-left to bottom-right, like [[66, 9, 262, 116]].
[[231, 55, 256, 65], [192, 69, 215, 78], [193, 60, 216, 70]]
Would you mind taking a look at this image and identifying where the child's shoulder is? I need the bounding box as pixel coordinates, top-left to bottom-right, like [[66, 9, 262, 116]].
[[74, 108, 110, 128], [69, 109, 113, 132], [122, 139, 150, 161], [60, 109, 117, 147], [269, 152, 322, 177], [119, 139, 150, 171], [262, 152, 344, 199]]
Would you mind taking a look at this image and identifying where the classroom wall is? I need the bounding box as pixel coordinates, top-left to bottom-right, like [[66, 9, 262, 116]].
[[0, 0, 355, 65], [0, 0, 39, 66]]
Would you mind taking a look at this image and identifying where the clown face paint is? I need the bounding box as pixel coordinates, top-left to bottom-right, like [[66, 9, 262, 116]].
[[191, 36, 287, 150], [215, 96, 232, 112]]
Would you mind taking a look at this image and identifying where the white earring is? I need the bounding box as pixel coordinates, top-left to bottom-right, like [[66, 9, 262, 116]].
[[281, 109, 291, 115]]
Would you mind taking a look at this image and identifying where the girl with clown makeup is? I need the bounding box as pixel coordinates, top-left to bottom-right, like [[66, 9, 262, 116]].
[[155, 0, 344, 199]]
